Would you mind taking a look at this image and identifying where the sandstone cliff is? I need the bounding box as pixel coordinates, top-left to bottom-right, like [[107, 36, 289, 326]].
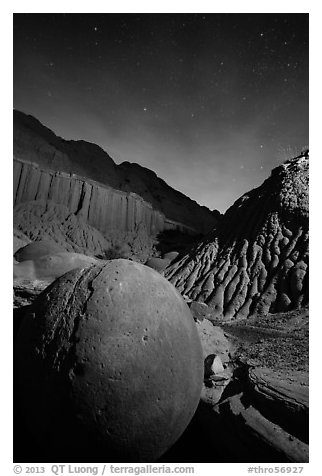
[[13, 110, 218, 234], [14, 158, 166, 235], [165, 155, 309, 319]]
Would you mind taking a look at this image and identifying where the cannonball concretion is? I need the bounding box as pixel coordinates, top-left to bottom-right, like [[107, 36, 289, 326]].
[[15, 259, 203, 461]]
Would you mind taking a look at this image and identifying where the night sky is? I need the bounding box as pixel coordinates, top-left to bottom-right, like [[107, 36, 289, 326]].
[[13, 13, 309, 213]]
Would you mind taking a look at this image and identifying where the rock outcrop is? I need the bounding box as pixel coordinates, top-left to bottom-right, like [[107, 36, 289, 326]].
[[165, 155, 309, 320], [197, 363, 309, 462], [14, 110, 218, 234], [14, 158, 166, 236], [13, 199, 111, 257], [14, 198, 158, 263]]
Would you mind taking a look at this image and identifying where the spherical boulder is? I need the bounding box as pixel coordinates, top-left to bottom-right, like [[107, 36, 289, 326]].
[[14, 240, 64, 262], [15, 259, 203, 462]]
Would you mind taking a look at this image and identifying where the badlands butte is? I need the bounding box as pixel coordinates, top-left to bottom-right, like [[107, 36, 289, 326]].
[[13, 110, 309, 463]]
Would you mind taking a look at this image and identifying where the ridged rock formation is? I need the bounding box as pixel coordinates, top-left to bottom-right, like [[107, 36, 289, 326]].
[[14, 110, 218, 234], [165, 155, 309, 320]]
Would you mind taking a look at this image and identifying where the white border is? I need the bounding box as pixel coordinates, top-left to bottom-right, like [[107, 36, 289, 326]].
[[2, 2, 319, 474]]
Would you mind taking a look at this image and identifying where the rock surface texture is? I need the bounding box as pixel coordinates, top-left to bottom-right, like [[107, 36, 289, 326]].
[[13, 229, 31, 254], [198, 363, 309, 462], [165, 155, 309, 320], [14, 110, 218, 234], [14, 159, 166, 236], [14, 200, 111, 257], [14, 259, 203, 462]]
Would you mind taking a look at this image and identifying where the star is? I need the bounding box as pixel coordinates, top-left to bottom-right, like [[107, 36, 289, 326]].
[[143, 107, 148, 112], [94, 26, 98, 32], [260, 32, 264, 37]]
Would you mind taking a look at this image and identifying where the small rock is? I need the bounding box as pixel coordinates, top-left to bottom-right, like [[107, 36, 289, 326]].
[[145, 257, 171, 273], [210, 372, 230, 382], [201, 385, 225, 406], [163, 251, 179, 262], [189, 301, 211, 322], [204, 354, 225, 378]]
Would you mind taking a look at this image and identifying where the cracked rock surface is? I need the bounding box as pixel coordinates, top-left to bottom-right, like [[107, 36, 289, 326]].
[[14, 259, 203, 462], [165, 156, 309, 320]]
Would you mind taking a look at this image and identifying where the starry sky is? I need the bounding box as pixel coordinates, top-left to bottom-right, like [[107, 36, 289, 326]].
[[13, 13, 309, 213]]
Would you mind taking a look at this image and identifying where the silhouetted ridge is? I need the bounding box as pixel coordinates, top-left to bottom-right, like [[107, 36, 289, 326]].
[[13, 110, 218, 233]]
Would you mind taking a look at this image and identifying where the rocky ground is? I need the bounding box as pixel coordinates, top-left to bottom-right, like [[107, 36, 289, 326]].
[[13, 271, 309, 463], [181, 304, 309, 463], [222, 307, 309, 372]]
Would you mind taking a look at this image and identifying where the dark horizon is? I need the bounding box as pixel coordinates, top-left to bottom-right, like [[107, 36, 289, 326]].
[[13, 13, 309, 213]]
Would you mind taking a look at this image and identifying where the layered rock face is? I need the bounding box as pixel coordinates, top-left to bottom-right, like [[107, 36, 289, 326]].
[[14, 158, 166, 236], [14, 110, 218, 234], [165, 155, 309, 320]]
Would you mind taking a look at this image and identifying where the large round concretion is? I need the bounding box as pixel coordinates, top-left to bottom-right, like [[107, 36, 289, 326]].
[[15, 259, 203, 462]]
